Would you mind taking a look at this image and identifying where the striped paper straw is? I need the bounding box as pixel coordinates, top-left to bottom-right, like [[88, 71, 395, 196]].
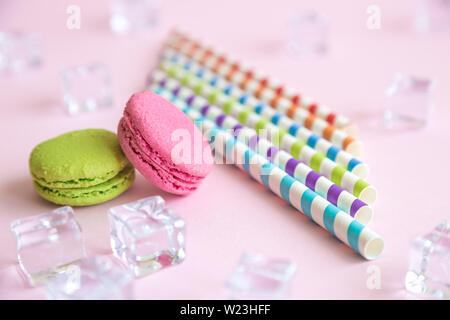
[[159, 50, 364, 159], [158, 60, 368, 178], [152, 87, 383, 260], [149, 70, 377, 205], [166, 31, 357, 136], [156, 62, 369, 178], [161, 47, 361, 156], [149, 84, 373, 224]]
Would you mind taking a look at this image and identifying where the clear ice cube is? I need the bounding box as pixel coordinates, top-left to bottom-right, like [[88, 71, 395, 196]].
[[110, 0, 161, 35], [45, 256, 134, 300], [60, 63, 112, 115], [384, 73, 434, 130], [10, 206, 86, 286], [0, 32, 41, 74], [287, 11, 329, 57], [108, 196, 186, 277], [405, 221, 449, 299], [225, 253, 297, 299]]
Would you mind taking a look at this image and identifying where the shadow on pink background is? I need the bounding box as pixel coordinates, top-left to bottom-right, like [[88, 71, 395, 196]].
[[0, 0, 448, 299]]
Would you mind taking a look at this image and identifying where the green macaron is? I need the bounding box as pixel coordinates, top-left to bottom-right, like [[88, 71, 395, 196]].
[[29, 129, 135, 206]]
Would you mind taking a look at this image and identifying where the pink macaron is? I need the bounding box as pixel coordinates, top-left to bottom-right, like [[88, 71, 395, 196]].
[[118, 91, 214, 195]]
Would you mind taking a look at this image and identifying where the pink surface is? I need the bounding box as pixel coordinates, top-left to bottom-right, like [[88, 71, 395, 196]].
[[118, 91, 213, 195], [0, 0, 449, 299]]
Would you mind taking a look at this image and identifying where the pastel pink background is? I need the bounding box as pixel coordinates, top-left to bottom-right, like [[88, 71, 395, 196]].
[[0, 0, 449, 299]]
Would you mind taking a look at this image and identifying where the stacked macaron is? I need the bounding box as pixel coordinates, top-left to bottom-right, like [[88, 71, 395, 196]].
[[29, 93, 214, 206], [118, 91, 214, 195], [30, 129, 135, 206]]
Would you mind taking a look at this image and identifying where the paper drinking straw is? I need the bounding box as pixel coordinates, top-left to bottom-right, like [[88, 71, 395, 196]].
[[165, 31, 357, 136], [149, 84, 373, 224], [161, 46, 361, 156], [159, 50, 364, 160], [150, 70, 374, 200], [155, 62, 368, 178], [209, 129, 383, 260], [149, 71, 377, 205], [155, 62, 370, 178], [151, 87, 383, 260]]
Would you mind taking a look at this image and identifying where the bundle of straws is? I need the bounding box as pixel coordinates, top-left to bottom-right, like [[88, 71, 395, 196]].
[[148, 31, 384, 260]]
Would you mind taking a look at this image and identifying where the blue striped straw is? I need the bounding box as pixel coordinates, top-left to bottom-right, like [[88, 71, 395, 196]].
[[149, 82, 373, 224], [150, 85, 384, 260]]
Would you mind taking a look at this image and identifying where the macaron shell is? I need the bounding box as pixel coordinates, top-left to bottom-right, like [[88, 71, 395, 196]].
[[124, 91, 214, 178], [29, 128, 135, 206], [118, 118, 204, 195], [30, 129, 129, 189], [118, 91, 214, 195]]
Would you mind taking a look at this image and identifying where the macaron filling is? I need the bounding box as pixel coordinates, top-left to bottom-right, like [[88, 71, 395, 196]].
[[33, 164, 135, 201], [31, 169, 122, 189], [120, 113, 203, 192]]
